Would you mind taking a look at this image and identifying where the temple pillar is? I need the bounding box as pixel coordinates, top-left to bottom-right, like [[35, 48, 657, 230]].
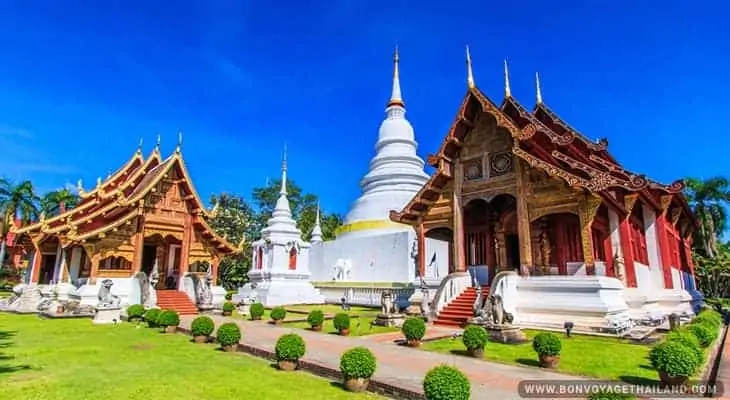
[[178, 213, 193, 290], [485, 223, 495, 278], [87, 248, 102, 284], [452, 160, 466, 272], [578, 195, 602, 275], [131, 215, 146, 273], [417, 222, 426, 278], [30, 242, 42, 284], [655, 196, 674, 289], [514, 160, 533, 272], [211, 256, 221, 286], [58, 248, 70, 283], [617, 194, 639, 287]]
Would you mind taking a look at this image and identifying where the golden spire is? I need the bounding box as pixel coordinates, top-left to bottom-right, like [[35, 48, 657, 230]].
[[466, 45, 475, 89], [387, 44, 404, 107], [176, 131, 183, 153], [536, 72, 543, 104], [504, 59, 512, 98], [280, 144, 287, 196]]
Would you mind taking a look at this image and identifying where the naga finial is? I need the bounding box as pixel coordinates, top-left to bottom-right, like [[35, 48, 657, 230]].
[[209, 201, 219, 217], [535, 72, 543, 104], [137, 138, 143, 154], [155, 134, 161, 150], [77, 179, 85, 194], [96, 177, 102, 188], [176, 131, 183, 153], [39, 211, 46, 222]]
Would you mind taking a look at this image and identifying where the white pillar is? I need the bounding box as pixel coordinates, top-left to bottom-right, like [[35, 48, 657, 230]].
[[608, 209, 621, 251], [642, 206, 663, 289]]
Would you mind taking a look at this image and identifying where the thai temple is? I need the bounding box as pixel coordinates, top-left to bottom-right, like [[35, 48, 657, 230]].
[[2, 46, 703, 335]]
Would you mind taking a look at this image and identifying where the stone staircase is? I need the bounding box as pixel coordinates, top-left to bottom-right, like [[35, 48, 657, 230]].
[[156, 290, 198, 315], [433, 287, 483, 328]]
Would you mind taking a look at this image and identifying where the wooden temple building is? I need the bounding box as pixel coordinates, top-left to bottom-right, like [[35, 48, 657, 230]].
[[391, 58, 699, 291], [12, 140, 240, 289]]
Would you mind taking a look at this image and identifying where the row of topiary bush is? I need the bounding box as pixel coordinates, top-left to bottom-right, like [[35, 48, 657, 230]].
[[649, 309, 723, 385], [127, 305, 182, 333]]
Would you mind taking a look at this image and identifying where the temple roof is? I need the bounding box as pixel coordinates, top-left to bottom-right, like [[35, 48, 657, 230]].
[[392, 80, 698, 231], [13, 144, 241, 255]]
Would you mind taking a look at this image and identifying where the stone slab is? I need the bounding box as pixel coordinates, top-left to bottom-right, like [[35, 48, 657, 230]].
[[93, 307, 122, 325]]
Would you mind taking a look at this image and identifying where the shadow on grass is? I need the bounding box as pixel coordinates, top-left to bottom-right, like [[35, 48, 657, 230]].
[[0, 329, 31, 376], [619, 375, 660, 386], [515, 358, 541, 368], [329, 381, 345, 390]]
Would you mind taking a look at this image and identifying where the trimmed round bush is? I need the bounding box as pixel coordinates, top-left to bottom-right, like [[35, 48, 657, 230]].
[[307, 309, 325, 327], [191, 316, 215, 337], [144, 308, 161, 327], [423, 365, 470, 400], [462, 325, 488, 350], [225, 291, 234, 301], [157, 310, 180, 327], [270, 306, 287, 321], [588, 389, 636, 400], [665, 330, 703, 364], [275, 333, 306, 361], [216, 322, 242, 347], [334, 313, 351, 331], [222, 301, 235, 313], [532, 332, 562, 356], [693, 311, 723, 329], [402, 317, 427, 341], [250, 303, 265, 319], [649, 341, 702, 377], [686, 323, 718, 348], [340, 347, 376, 379], [126, 304, 145, 320]]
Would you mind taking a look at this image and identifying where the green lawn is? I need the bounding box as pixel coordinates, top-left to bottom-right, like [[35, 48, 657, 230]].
[[0, 313, 381, 400], [422, 329, 656, 382], [282, 304, 379, 316], [282, 316, 399, 336]]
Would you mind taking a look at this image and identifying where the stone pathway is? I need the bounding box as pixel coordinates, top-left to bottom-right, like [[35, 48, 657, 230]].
[[361, 325, 457, 344], [179, 315, 578, 400], [715, 331, 730, 400]]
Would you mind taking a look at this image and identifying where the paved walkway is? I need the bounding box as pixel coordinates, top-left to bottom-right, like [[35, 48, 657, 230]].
[[179, 315, 578, 400], [715, 330, 730, 400]]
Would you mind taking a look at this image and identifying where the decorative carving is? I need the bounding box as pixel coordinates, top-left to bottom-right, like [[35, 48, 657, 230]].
[[489, 152, 513, 177], [670, 207, 682, 226], [614, 247, 627, 286], [195, 270, 213, 308], [518, 123, 537, 140], [97, 279, 121, 309], [623, 194, 639, 218], [578, 195, 603, 267], [481, 294, 513, 326], [539, 230, 552, 267], [513, 145, 587, 188], [379, 291, 400, 315], [463, 158, 484, 181], [660, 195, 673, 216]]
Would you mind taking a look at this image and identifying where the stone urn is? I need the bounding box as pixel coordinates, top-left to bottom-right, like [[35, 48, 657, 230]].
[[406, 339, 420, 348], [467, 347, 484, 358], [271, 319, 283, 325], [339, 328, 350, 336], [222, 311, 232, 317], [539, 354, 560, 369], [277, 360, 297, 371], [193, 335, 208, 344], [344, 377, 369, 392], [221, 344, 237, 352], [164, 326, 177, 334], [251, 315, 262, 321], [310, 324, 323, 332], [659, 371, 689, 386]]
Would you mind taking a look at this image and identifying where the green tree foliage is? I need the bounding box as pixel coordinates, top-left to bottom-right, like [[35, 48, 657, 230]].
[[685, 177, 730, 258], [693, 243, 730, 298], [40, 188, 80, 216], [0, 179, 40, 266], [251, 178, 342, 241], [208, 193, 254, 291]]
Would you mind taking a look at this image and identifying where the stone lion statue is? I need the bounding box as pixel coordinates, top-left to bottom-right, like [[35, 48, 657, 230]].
[[98, 279, 121, 309], [483, 294, 513, 325], [380, 290, 400, 315], [196, 270, 213, 306]]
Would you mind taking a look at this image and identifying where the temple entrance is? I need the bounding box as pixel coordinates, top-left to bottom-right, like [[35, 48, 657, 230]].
[[425, 227, 453, 276], [38, 253, 57, 284], [141, 245, 156, 276], [505, 234, 520, 270]]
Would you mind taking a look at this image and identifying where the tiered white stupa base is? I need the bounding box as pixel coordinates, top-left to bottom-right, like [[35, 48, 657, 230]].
[[623, 288, 695, 321], [237, 272, 324, 307], [68, 277, 133, 306]]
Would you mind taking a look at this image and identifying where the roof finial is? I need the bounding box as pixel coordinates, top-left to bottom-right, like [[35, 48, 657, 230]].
[[504, 59, 512, 98], [77, 179, 84, 195], [137, 138, 143, 154], [280, 144, 287, 196], [466, 45, 475, 89], [387, 45, 404, 108], [176, 131, 183, 153], [155, 134, 161, 151], [535, 72, 543, 104]]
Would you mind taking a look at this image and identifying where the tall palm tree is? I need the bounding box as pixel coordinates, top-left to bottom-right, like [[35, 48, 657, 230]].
[[41, 188, 80, 216], [0, 179, 40, 266], [685, 176, 730, 258]]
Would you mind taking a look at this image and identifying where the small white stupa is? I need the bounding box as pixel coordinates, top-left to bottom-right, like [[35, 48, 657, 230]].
[[237, 148, 324, 306]]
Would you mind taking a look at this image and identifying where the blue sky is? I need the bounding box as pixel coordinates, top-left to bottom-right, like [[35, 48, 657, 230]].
[[0, 1, 728, 216]]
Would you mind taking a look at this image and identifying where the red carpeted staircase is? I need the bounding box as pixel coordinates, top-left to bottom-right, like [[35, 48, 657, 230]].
[[433, 287, 485, 328], [156, 290, 198, 315]]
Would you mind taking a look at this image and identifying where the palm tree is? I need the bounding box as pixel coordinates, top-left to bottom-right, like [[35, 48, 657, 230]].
[[0, 179, 40, 266], [41, 188, 80, 216], [685, 176, 730, 258]]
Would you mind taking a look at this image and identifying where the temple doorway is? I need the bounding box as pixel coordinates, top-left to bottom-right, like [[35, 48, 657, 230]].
[[38, 253, 57, 284], [141, 245, 157, 276], [425, 227, 453, 276], [505, 234, 520, 270]]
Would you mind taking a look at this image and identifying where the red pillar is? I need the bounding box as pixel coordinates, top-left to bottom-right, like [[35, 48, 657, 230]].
[[655, 216, 674, 289], [618, 219, 638, 288], [417, 224, 426, 278]]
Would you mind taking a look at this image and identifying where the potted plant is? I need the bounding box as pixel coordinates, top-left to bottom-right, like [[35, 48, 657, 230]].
[[144, 308, 161, 328], [126, 304, 145, 323], [686, 323, 718, 348], [423, 365, 470, 400], [270, 306, 286, 325], [216, 322, 242, 352], [191, 316, 215, 343], [157, 310, 180, 333], [339, 347, 377, 392], [221, 301, 235, 317], [307, 309, 325, 331], [401, 317, 426, 347], [462, 325, 488, 358], [275, 333, 306, 371], [649, 341, 701, 386], [250, 303, 265, 321], [532, 332, 562, 368], [333, 312, 351, 336]]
